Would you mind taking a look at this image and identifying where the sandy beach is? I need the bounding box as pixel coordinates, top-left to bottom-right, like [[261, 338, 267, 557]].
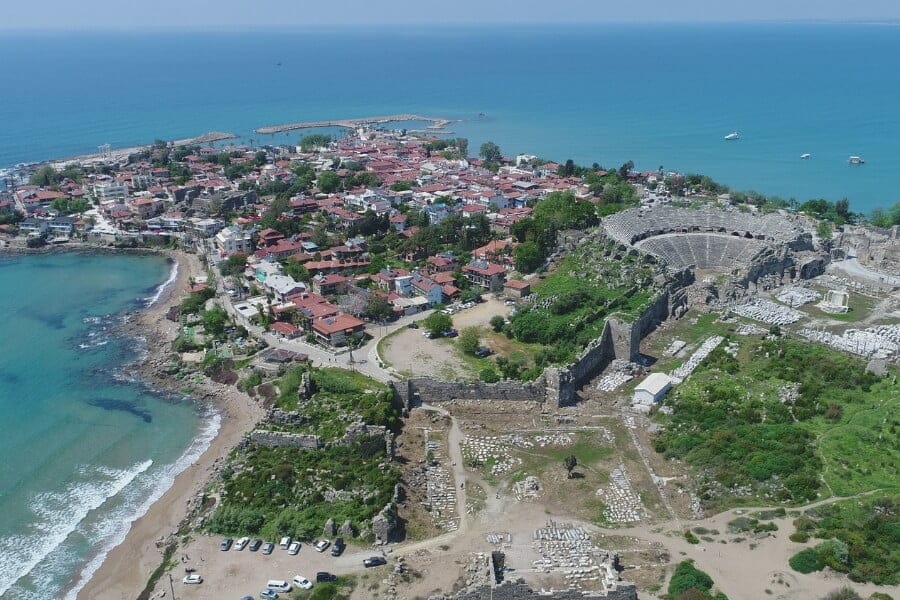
[[74, 250, 264, 600]]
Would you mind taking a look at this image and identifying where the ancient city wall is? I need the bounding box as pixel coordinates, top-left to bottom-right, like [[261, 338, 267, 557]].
[[440, 580, 637, 600], [405, 377, 547, 406], [248, 430, 322, 449]]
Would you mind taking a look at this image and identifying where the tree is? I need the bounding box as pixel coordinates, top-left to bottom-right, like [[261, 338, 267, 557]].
[[458, 326, 480, 355], [563, 454, 577, 478], [220, 253, 248, 277], [489, 315, 506, 333], [455, 137, 469, 157], [282, 260, 310, 283], [479, 141, 502, 162], [30, 165, 59, 187], [422, 311, 452, 336], [365, 294, 394, 321], [300, 134, 331, 152], [317, 171, 341, 194], [202, 306, 229, 337], [514, 241, 543, 274], [254, 150, 268, 166], [480, 366, 500, 383], [618, 160, 634, 179]]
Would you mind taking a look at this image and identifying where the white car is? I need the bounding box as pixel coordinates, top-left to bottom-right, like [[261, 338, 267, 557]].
[[288, 541, 301, 555], [182, 573, 203, 585], [313, 539, 330, 552], [293, 575, 313, 590], [235, 536, 249, 550]]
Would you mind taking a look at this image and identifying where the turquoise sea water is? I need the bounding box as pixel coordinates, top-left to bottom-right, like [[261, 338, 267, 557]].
[[0, 253, 217, 600], [2, 24, 900, 213]]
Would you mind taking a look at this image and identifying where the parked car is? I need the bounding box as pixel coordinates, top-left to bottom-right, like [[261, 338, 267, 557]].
[[266, 580, 291, 593], [219, 538, 233, 551], [248, 539, 262, 552], [235, 537, 250, 551], [407, 322, 419, 329], [259, 589, 279, 600], [279, 536, 292, 550], [316, 572, 337, 583], [442, 329, 458, 338], [240, 596, 254, 600], [182, 573, 203, 584], [474, 347, 492, 358], [330, 538, 345, 556], [288, 541, 301, 555], [262, 542, 275, 555], [292, 575, 313, 590], [313, 539, 330, 553], [364, 556, 387, 568]]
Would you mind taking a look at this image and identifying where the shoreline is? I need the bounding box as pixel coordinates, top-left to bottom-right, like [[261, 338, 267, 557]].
[[70, 249, 264, 600]]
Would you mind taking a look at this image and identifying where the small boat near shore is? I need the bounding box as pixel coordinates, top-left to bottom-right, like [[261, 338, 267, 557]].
[[848, 155, 865, 165], [724, 132, 740, 141], [800, 153, 811, 160]]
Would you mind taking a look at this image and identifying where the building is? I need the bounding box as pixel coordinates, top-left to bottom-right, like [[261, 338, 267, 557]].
[[503, 279, 531, 299], [632, 373, 673, 412], [93, 181, 128, 203], [312, 313, 366, 347], [215, 225, 254, 256], [463, 260, 507, 291]]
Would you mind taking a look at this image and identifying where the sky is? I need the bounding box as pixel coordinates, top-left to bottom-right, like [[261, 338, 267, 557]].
[[3, 0, 900, 30]]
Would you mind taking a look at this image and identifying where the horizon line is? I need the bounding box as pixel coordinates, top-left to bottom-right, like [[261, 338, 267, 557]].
[[3, 18, 900, 33]]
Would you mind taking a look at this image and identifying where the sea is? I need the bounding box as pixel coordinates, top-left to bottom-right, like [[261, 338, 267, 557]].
[[0, 252, 219, 600], [2, 23, 900, 214]]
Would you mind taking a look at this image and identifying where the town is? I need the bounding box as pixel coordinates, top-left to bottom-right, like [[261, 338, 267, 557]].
[[2, 124, 899, 600]]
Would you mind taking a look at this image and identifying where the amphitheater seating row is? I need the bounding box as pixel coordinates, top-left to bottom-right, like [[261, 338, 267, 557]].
[[635, 233, 767, 269]]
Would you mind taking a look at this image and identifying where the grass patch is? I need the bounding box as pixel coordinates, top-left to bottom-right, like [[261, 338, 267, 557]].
[[654, 337, 898, 509]]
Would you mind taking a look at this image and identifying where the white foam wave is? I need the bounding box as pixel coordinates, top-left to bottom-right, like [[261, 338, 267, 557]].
[[0, 460, 154, 597], [144, 260, 178, 308], [63, 410, 221, 600]]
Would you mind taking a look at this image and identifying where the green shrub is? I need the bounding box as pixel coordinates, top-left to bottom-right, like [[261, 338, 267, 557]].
[[789, 548, 824, 574], [684, 530, 700, 544], [668, 561, 714, 597]]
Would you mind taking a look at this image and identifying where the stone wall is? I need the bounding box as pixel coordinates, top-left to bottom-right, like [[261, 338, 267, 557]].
[[248, 429, 322, 449], [406, 377, 547, 406], [435, 579, 637, 600]]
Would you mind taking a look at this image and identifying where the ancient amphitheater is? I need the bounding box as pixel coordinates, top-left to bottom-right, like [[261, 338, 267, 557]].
[[601, 206, 824, 286]]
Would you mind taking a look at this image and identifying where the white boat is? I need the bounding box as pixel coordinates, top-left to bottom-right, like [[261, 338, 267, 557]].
[[724, 132, 740, 141], [848, 155, 865, 165], [800, 153, 811, 160]]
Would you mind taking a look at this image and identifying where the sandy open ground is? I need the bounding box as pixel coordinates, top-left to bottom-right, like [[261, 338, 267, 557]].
[[76, 251, 264, 600]]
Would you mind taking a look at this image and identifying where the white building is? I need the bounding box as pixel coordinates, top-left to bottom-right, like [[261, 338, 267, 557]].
[[215, 225, 254, 256], [93, 181, 128, 203], [632, 373, 673, 413]]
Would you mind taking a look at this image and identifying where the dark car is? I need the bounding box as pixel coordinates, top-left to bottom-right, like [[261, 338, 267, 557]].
[[261, 541, 275, 555], [316, 572, 337, 583], [330, 538, 345, 557], [474, 347, 492, 358], [441, 329, 458, 338], [407, 322, 419, 329], [248, 538, 263, 552], [363, 556, 387, 568]]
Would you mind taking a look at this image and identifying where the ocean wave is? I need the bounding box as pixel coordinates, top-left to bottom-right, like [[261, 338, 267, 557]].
[[143, 260, 178, 308], [63, 409, 221, 600], [0, 460, 154, 597]]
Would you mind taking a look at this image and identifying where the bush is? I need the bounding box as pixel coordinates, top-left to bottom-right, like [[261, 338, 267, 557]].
[[823, 588, 862, 600], [489, 315, 506, 333], [668, 561, 714, 597], [789, 548, 825, 574], [480, 367, 500, 383], [684, 530, 700, 544]]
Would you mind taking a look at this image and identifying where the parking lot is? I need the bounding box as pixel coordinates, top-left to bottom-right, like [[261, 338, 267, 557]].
[[380, 297, 510, 380], [171, 534, 389, 599]]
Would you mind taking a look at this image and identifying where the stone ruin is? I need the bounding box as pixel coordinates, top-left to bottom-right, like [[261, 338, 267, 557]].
[[730, 298, 804, 325], [799, 324, 900, 361], [836, 224, 900, 277], [818, 289, 850, 314], [595, 465, 645, 524]]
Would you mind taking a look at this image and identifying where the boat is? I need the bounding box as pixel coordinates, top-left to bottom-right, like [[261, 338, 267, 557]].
[[724, 132, 740, 141], [848, 155, 865, 165], [800, 153, 811, 160]]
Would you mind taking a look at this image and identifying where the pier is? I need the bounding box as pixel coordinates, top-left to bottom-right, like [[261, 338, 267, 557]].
[[254, 114, 452, 135]]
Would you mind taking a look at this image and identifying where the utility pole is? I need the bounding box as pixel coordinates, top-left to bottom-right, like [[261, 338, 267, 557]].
[[169, 573, 176, 600]]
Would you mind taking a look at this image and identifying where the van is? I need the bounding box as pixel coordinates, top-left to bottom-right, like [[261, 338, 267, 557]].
[[279, 536, 291, 549], [266, 580, 292, 593]]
